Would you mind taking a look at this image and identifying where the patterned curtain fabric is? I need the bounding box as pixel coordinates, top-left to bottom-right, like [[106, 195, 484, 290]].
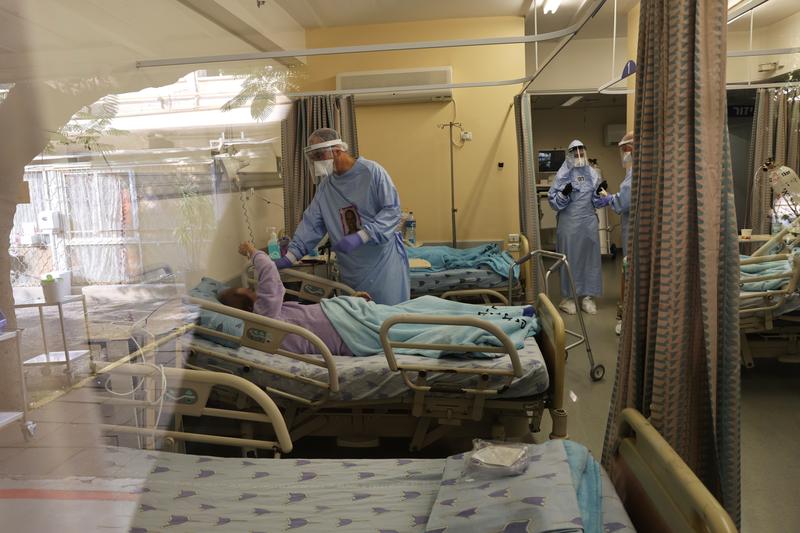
[[602, 0, 741, 526], [514, 94, 542, 299], [281, 95, 359, 235], [746, 88, 800, 233]]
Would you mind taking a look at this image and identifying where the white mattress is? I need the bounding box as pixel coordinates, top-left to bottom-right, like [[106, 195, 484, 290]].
[[187, 335, 549, 403]]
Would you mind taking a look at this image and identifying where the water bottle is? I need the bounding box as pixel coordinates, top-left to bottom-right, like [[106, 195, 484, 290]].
[[267, 227, 280, 259], [405, 211, 416, 245]]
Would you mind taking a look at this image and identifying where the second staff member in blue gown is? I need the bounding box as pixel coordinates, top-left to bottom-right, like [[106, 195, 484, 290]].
[[548, 139, 611, 315], [277, 128, 410, 305], [607, 131, 634, 257]]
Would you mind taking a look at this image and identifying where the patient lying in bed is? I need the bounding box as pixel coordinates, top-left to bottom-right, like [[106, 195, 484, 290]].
[[219, 242, 357, 355], [219, 242, 537, 358]]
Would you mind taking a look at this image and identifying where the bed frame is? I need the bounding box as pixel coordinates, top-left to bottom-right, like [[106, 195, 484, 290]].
[[612, 408, 737, 533], [408, 235, 530, 302], [739, 253, 800, 367], [96, 363, 735, 532], [97, 363, 293, 456], [244, 264, 357, 302], [183, 289, 567, 451]]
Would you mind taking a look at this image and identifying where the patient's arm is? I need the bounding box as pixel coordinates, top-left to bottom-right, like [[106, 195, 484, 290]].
[[252, 250, 286, 318]]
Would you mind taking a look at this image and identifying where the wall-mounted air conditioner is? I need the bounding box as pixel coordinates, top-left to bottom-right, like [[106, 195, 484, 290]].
[[604, 123, 627, 146], [336, 66, 453, 105]]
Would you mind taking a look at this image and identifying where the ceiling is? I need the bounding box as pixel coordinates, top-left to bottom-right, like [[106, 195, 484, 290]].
[[273, 0, 529, 28], [0, 0, 796, 89], [273, 0, 638, 39], [0, 0, 305, 83]]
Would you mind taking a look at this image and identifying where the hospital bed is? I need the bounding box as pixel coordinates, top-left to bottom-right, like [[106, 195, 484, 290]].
[[739, 224, 800, 366], [72, 363, 735, 532], [407, 236, 529, 301], [183, 283, 567, 451]]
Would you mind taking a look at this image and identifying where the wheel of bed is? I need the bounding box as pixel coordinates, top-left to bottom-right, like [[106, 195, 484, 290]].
[[93, 363, 735, 532], [184, 274, 569, 451]]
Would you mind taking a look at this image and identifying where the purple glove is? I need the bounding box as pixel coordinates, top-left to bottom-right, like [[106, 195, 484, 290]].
[[274, 256, 293, 269], [333, 233, 364, 255], [596, 195, 613, 208]]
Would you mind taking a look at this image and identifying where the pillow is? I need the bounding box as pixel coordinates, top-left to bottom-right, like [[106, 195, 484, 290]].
[[189, 277, 243, 348], [409, 257, 433, 269]]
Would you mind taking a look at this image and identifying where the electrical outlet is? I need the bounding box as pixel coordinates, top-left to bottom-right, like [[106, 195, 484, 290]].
[[507, 243, 520, 252], [461, 131, 473, 141], [507, 233, 520, 243]]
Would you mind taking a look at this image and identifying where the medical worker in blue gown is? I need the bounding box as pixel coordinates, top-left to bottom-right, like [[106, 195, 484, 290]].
[[276, 128, 410, 304], [548, 140, 612, 315], [597, 131, 634, 333], [602, 131, 634, 257]]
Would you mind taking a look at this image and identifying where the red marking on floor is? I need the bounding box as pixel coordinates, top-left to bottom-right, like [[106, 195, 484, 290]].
[[0, 488, 139, 501]]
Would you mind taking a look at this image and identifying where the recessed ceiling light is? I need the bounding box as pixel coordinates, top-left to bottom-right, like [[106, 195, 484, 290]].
[[543, 0, 562, 15]]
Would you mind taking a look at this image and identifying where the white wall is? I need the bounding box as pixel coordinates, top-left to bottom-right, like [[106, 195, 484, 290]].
[[138, 188, 284, 288]]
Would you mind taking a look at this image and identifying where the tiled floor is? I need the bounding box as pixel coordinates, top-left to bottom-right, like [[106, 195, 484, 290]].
[[0, 257, 796, 531]]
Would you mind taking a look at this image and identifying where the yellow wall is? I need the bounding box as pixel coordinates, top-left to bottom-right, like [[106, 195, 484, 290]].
[[728, 10, 800, 84], [626, 3, 639, 131], [303, 17, 525, 243]]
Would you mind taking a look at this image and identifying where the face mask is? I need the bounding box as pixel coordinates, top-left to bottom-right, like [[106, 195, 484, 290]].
[[313, 159, 335, 182], [621, 151, 633, 169]]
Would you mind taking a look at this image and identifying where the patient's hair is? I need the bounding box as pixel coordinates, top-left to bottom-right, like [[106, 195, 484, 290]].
[[218, 288, 254, 313]]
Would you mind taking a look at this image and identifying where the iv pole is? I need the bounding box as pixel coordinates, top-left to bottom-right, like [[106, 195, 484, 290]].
[[438, 121, 461, 248]]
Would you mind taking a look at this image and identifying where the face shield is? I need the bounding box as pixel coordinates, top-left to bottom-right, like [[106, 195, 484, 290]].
[[618, 137, 634, 169], [304, 139, 348, 183], [569, 145, 587, 168]]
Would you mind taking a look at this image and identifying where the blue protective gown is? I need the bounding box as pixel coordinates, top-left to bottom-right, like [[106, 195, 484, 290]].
[[548, 161, 605, 298], [609, 167, 632, 257], [287, 157, 410, 304]]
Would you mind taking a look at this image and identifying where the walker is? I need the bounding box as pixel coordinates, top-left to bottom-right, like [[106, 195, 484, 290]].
[[509, 250, 605, 382]]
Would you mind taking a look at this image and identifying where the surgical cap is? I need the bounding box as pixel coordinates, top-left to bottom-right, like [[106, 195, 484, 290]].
[[308, 128, 344, 146], [568, 139, 586, 152]]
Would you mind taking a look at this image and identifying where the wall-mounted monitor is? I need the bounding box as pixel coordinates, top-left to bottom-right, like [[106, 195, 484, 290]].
[[538, 150, 565, 173]]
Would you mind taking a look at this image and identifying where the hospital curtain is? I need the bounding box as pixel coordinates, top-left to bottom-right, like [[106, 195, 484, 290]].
[[746, 88, 800, 233], [513, 93, 542, 300], [281, 95, 359, 235], [602, 0, 741, 526]]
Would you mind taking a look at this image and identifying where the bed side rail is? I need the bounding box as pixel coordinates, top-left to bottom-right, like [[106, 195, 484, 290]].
[[99, 363, 294, 455], [244, 264, 356, 302], [379, 314, 523, 388], [186, 297, 340, 404], [379, 314, 525, 422], [441, 289, 509, 305], [280, 268, 356, 302], [751, 216, 800, 257], [518, 233, 531, 287], [534, 292, 567, 439], [614, 408, 737, 533], [739, 254, 800, 316]]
